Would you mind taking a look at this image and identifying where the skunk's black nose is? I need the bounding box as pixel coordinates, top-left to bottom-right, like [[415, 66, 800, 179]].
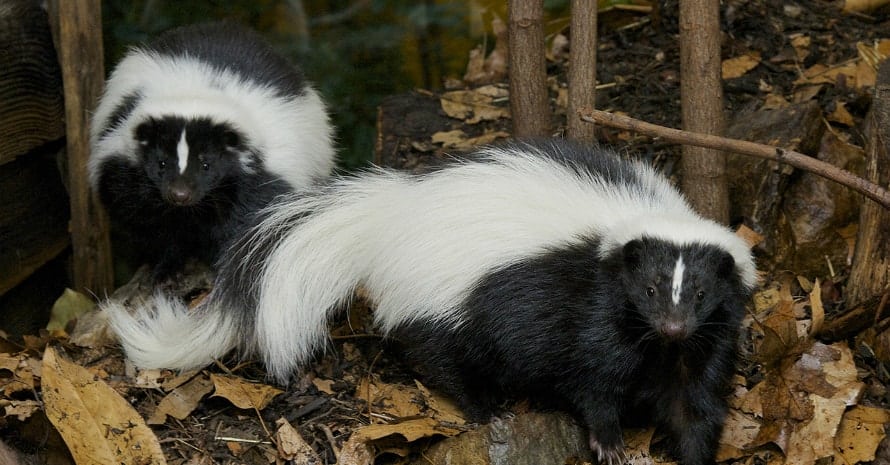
[[167, 185, 194, 205], [660, 320, 688, 340]]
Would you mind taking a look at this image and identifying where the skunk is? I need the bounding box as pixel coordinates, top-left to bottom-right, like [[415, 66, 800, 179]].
[[89, 22, 335, 279], [106, 139, 756, 464]]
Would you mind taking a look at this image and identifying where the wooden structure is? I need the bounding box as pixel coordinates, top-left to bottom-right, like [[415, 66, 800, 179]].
[[0, 1, 68, 296], [1, 0, 111, 335]]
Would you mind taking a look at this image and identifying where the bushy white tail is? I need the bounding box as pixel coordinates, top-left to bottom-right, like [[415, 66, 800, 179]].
[[104, 291, 239, 371]]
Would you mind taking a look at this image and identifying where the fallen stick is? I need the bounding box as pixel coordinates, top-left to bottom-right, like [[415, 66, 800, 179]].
[[579, 108, 890, 210]]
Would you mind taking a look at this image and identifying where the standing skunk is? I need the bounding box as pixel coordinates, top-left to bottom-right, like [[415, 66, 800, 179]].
[[89, 22, 335, 279], [106, 140, 756, 464]]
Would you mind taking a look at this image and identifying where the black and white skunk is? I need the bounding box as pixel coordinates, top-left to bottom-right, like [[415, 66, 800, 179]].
[[106, 140, 756, 464], [89, 22, 335, 279]]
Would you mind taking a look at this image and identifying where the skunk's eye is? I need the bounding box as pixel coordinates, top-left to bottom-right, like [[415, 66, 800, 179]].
[[202, 162, 210, 171], [696, 290, 706, 301], [646, 286, 655, 297], [158, 160, 166, 170]]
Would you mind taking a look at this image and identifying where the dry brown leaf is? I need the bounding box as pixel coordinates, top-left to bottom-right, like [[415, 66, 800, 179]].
[[353, 417, 461, 443], [722, 52, 762, 79], [42, 346, 167, 465], [210, 373, 283, 410], [275, 417, 322, 463], [431, 129, 510, 150], [414, 380, 466, 425], [623, 428, 659, 465], [311, 376, 336, 395], [828, 101, 856, 126], [357, 375, 424, 419], [833, 406, 890, 463], [338, 435, 374, 465], [148, 374, 214, 424], [792, 84, 823, 103], [3, 400, 41, 421], [761, 93, 790, 110], [440, 89, 510, 124], [842, 0, 890, 12], [790, 34, 811, 61], [809, 279, 825, 336], [717, 409, 761, 462], [0, 353, 35, 396]]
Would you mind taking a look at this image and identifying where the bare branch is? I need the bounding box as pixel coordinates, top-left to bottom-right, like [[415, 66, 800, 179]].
[[579, 108, 890, 210]]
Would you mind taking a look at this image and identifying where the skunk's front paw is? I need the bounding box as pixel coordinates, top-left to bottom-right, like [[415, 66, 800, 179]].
[[589, 432, 625, 465]]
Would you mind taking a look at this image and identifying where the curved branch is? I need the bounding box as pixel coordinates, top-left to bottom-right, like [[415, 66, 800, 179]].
[[579, 108, 890, 210]]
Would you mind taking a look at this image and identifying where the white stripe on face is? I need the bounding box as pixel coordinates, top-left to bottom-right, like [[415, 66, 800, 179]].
[[177, 129, 189, 174], [671, 255, 685, 305]]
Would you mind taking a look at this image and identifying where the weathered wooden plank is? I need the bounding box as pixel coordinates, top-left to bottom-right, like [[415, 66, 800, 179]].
[[49, 0, 113, 296], [0, 152, 70, 295], [0, 0, 65, 166]]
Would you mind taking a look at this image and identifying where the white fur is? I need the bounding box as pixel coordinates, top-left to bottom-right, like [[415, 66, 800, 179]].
[[89, 50, 335, 189], [176, 129, 189, 173], [245, 143, 757, 380], [104, 291, 238, 371], [671, 256, 685, 305], [112, 142, 758, 381]]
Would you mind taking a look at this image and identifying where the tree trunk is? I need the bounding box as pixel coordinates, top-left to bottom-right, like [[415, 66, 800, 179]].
[[566, 0, 597, 143], [508, 0, 549, 138], [678, 0, 729, 223], [847, 60, 890, 306], [50, 0, 114, 296]]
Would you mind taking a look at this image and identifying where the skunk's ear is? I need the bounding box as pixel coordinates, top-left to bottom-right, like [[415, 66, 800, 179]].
[[134, 120, 157, 146], [716, 250, 736, 279], [222, 128, 241, 150], [622, 239, 645, 268]]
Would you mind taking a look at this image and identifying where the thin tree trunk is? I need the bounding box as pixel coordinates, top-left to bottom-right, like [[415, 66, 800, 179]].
[[679, 0, 729, 223], [566, 0, 597, 143], [508, 0, 549, 137], [847, 60, 890, 306], [51, 0, 114, 296]]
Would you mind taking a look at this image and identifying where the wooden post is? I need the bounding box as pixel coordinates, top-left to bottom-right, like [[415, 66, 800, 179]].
[[53, 0, 114, 296], [678, 0, 729, 223], [847, 60, 890, 306], [508, 0, 549, 138], [566, 0, 597, 143]]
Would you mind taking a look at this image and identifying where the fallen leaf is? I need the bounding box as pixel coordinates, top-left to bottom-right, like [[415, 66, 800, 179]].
[[353, 417, 461, 443], [148, 374, 214, 424], [833, 406, 890, 463], [440, 89, 510, 124], [311, 376, 336, 395], [357, 375, 424, 419], [717, 409, 761, 461], [828, 101, 855, 126], [46, 288, 95, 332], [338, 435, 374, 465], [415, 380, 466, 425], [0, 353, 35, 396], [210, 373, 283, 410], [809, 279, 825, 336], [790, 34, 811, 61], [722, 52, 761, 79], [42, 346, 167, 464], [275, 417, 322, 463], [842, 0, 890, 12], [4, 400, 41, 421]]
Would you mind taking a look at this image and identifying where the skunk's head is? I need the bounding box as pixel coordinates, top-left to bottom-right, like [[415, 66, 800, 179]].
[[134, 116, 250, 206], [615, 237, 745, 344]]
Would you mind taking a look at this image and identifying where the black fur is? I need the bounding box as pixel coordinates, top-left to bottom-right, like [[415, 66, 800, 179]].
[[97, 117, 288, 280], [394, 236, 750, 465]]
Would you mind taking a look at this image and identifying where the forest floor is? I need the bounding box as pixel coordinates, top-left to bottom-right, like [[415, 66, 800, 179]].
[[3, 1, 890, 464]]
